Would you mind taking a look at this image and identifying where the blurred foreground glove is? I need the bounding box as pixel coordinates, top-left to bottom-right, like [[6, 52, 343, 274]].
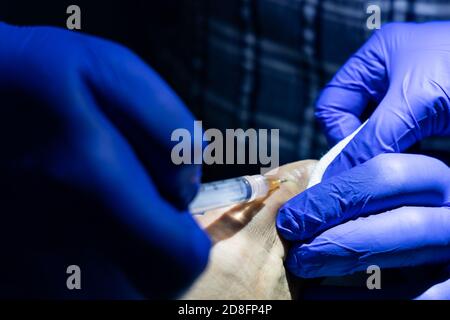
[[277, 153, 450, 299], [315, 22, 450, 179], [0, 23, 210, 298]]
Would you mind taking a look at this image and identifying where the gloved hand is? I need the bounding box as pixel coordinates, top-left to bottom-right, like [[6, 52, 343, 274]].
[[315, 22, 450, 179], [0, 23, 210, 298], [277, 153, 450, 299]]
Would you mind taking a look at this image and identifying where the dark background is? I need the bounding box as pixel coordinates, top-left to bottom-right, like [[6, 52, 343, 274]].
[[1, 0, 449, 182]]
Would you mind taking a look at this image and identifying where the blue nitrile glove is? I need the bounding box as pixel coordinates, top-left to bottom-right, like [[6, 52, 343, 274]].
[[315, 22, 450, 179], [277, 153, 450, 299], [0, 23, 210, 298]]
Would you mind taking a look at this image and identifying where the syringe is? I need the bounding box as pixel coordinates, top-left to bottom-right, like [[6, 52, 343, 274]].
[[189, 175, 285, 215]]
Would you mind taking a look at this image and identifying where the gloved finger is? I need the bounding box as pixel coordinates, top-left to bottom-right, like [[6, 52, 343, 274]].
[[277, 153, 450, 241], [287, 206, 450, 278], [82, 37, 201, 209], [323, 72, 450, 179], [315, 30, 387, 146], [53, 79, 211, 298], [415, 278, 450, 300], [89, 138, 210, 298]]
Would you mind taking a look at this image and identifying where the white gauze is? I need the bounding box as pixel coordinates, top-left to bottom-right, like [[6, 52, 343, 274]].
[[307, 121, 368, 188]]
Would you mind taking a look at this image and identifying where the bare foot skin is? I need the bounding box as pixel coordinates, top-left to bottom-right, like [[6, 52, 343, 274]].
[[183, 160, 317, 300]]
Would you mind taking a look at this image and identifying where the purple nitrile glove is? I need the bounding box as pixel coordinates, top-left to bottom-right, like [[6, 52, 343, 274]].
[[315, 22, 450, 179], [277, 153, 450, 299], [0, 22, 210, 298]]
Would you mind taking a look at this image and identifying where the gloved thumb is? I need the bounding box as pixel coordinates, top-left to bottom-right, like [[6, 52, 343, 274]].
[[323, 89, 424, 179], [315, 30, 387, 146]]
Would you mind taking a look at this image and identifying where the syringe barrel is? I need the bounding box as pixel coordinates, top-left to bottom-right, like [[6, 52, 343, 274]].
[[244, 175, 271, 201], [189, 175, 270, 214]]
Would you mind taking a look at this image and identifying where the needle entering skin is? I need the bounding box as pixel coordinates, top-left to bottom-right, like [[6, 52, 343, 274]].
[[267, 178, 288, 191]]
